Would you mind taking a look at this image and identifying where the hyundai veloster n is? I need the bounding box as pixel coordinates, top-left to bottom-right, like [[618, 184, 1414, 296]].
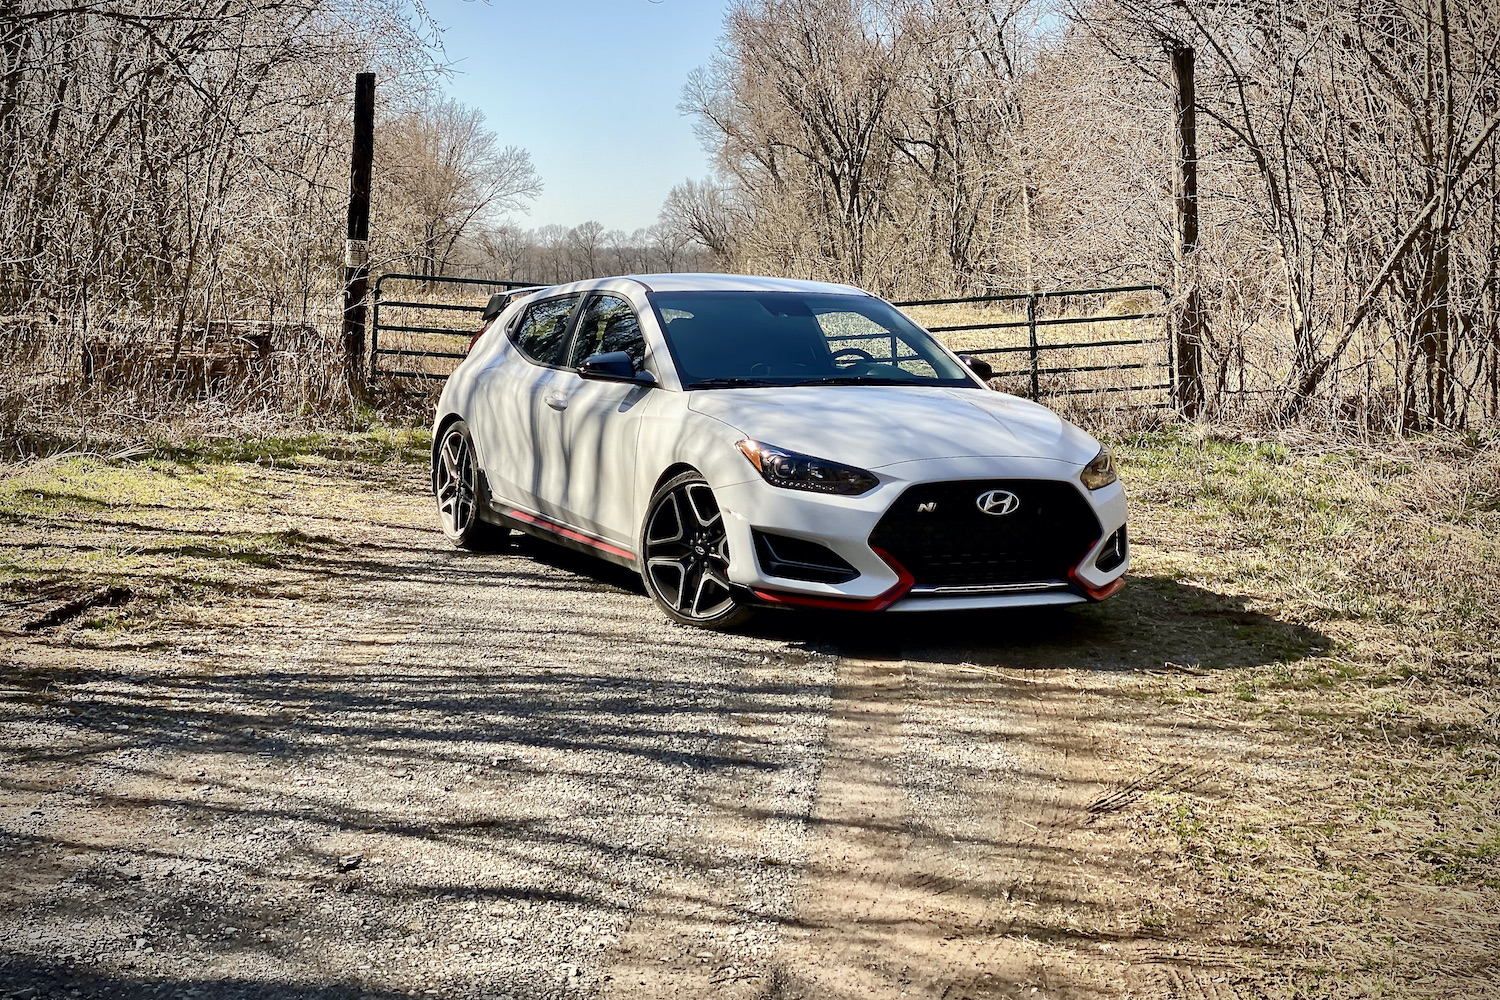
[[431, 273, 1127, 628]]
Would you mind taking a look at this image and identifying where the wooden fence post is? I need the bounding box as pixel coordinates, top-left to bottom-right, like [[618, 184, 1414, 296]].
[[1169, 42, 1206, 418], [342, 72, 375, 401]]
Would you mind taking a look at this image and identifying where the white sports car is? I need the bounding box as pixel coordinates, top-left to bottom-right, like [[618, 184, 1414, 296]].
[[431, 274, 1127, 628]]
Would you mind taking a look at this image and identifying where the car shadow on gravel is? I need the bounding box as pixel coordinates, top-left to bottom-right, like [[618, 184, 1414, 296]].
[[744, 574, 1332, 673], [504, 533, 647, 595], [478, 535, 1330, 674]]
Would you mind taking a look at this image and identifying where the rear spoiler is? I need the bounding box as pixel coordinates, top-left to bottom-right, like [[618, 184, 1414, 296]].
[[471, 286, 546, 354], [482, 286, 544, 324]]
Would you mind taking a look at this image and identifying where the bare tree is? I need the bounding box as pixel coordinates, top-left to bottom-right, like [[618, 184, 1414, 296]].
[[376, 97, 541, 281], [681, 0, 916, 287], [671, 0, 1498, 428], [0, 0, 447, 356], [1068, 0, 1500, 427]]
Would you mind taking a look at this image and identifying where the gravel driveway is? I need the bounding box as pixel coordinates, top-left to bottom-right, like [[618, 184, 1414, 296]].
[[10, 450, 1480, 999]]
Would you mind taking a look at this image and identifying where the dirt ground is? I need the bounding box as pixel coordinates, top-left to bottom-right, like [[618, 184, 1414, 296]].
[[1, 434, 1496, 999]]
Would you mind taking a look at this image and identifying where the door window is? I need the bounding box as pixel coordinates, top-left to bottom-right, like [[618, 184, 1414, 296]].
[[512, 295, 581, 367], [569, 294, 647, 371]]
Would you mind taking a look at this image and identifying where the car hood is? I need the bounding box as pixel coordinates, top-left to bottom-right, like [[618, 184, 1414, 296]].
[[687, 385, 1099, 469]]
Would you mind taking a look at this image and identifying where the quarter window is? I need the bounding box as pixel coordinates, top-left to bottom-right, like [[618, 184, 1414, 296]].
[[814, 307, 938, 378], [570, 294, 647, 371], [513, 295, 580, 367]]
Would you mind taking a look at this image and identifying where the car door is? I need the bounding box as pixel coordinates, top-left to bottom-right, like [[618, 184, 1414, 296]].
[[540, 293, 654, 545], [475, 293, 581, 513]]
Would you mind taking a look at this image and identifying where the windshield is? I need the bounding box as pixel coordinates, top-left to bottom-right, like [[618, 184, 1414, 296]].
[[646, 291, 975, 389]]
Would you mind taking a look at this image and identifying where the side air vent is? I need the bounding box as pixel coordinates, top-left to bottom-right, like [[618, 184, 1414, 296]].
[[753, 531, 859, 584], [1095, 526, 1128, 573]]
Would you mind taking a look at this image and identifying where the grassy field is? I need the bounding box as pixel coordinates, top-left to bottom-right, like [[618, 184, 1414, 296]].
[[1, 423, 1496, 995], [0, 428, 430, 631], [1108, 429, 1499, 994]]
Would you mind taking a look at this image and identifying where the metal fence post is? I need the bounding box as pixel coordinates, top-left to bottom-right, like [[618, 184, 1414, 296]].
[[1027, 293, 1040, 399], [369, 277, 381, 381]]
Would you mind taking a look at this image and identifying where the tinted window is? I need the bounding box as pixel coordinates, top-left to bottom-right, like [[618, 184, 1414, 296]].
[[513, 295, 580, 367], [570, 294, 647, 371], [647, 291, 971, 388]]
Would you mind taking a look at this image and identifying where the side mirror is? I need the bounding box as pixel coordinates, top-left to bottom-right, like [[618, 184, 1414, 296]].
[[481, 292, 509, 323], [579, 351, 654, 386], [960, 354, 994, 381]]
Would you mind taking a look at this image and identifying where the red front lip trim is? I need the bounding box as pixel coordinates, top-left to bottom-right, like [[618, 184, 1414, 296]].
[[1069, 559, 1125, 600], [504, 508, 636, 562], [752, 547, 914, 611]]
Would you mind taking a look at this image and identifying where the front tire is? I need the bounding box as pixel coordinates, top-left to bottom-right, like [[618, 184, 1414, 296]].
[[432, 419, 510, 550], [641, 472, 754, 629]]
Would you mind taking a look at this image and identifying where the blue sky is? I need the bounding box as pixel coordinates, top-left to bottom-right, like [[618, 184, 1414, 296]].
[[426, 0, 731, 233]]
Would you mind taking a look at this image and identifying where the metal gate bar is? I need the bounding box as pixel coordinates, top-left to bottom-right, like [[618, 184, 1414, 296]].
[[368, 275, 1174, 407], [892, 284, 1171, 406], [370, 273, 539, 380]]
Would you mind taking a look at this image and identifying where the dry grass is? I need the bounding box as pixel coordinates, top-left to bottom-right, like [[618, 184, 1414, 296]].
[[0, 313, 441, 460], [0, 428, 429, 634], [1103, 425, 1500, 996]]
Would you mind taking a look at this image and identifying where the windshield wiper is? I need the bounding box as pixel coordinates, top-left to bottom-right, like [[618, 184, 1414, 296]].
[[788, 376, 917, 387], [684, 378, 781, 389]]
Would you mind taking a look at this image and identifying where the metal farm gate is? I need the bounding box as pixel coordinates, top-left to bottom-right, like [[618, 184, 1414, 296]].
[[369, 273, 537, 380], [891, 284, 1172, 407], [369, 275, 1173, 407]]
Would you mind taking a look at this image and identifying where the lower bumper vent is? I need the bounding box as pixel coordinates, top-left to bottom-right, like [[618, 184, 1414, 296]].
[[1096, 525, 1127, 573], [753, 531, 859, 584]]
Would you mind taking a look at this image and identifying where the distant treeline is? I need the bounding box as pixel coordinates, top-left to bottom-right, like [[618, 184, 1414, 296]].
[[443, 222, 717, 287]]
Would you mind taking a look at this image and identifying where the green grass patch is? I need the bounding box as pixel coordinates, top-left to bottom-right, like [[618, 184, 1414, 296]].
[[1108, 427, 1500, 657], [145, 425, 429, 468]]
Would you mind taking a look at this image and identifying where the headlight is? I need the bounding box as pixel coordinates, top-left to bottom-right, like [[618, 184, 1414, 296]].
[[736, 440, 879, 496], [1081, 447, 1118, 490]]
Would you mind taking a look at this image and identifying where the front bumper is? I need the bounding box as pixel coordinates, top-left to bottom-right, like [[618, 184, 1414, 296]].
[[715, 455, 1128, 611]]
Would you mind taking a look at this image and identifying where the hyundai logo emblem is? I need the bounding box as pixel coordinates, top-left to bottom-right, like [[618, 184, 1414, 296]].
[[976, 489, 1020, 516]]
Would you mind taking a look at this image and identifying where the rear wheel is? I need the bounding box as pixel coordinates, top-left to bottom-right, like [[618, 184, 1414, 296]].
[[432, 419, 510, 550], [641, 472, 754, 629]]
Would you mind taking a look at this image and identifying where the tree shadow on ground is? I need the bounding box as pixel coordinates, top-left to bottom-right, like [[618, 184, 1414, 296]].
[[0, 961, 406, 1000], [0, 519, 1336, 1000]]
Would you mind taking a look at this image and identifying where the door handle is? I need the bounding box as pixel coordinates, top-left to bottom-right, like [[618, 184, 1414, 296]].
[[544, 392, 568, 411]]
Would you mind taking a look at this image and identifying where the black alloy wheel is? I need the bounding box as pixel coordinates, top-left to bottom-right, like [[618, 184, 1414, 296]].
[[641, 472, 753, 628], [432, 419, 509, 550]]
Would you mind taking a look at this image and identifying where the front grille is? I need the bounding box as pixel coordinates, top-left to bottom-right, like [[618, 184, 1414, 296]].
[[869, 479, 1102, 588]]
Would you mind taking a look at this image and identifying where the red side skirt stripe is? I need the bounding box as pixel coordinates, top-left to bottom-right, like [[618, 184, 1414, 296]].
[[503, 508, 636, 562]]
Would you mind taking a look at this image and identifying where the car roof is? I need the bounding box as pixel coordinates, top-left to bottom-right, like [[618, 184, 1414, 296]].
[[626, 273, 871, 296], [523, 273, 873, 298]]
